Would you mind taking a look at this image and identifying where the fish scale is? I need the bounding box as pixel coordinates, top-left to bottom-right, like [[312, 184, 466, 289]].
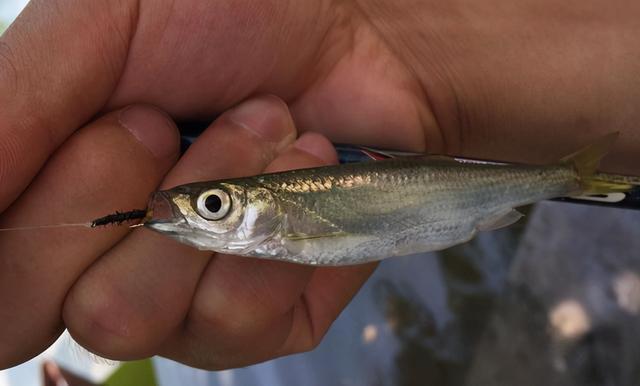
[[145, 135, 630, 265]]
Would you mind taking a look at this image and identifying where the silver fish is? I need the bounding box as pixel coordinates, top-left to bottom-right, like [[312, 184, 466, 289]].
[[144, 134, 630, 266]]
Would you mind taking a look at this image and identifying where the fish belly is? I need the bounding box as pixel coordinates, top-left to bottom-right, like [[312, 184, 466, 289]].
[[259, 162, 578, 265], [282, 219, 479, 266]]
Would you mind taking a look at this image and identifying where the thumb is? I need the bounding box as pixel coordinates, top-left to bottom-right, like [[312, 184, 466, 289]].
[[0, 0, 136, 211]]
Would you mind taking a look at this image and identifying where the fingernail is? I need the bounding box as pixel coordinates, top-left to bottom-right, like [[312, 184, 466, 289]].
[[119, 105, 179, 159], [294, 132, 338, 165], [227, 95, 295, 149]]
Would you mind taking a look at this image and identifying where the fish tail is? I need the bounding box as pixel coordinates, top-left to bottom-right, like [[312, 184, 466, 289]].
[[592, 172, 640, 195], [581, 178, 633, 195], [561, 132, 633, 195]]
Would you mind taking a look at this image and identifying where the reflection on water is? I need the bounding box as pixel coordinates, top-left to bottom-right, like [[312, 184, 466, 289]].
[[370, 202, 640, 386], [371, 214, 528, 386], [374, 281, 437, 342], [374, 280, 455, 386]]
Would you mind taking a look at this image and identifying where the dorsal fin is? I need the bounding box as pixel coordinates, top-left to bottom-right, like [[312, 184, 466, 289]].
[[559, 133, 631, 194], [560, 133, 618, 178]]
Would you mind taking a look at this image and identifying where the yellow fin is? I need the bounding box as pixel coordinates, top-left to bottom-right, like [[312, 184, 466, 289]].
[[580, 179, 632, 195], [561, 133, 632, 194], [560, 132, 618, 176]]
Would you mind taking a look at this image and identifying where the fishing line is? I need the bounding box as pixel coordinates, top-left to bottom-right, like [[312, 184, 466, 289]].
[[0, 223, 92, 232], [0, 209, 148, 231]]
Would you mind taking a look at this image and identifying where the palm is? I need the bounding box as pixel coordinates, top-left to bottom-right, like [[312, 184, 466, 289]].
[[107, 0, 639, 172], [2, 0, 424, 369], [105, 1, 428, 150]]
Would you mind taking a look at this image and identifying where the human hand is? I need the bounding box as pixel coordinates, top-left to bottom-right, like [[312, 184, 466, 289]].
[[1, 0, 639, 369]]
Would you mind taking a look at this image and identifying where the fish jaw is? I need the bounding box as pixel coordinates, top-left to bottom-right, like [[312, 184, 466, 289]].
[[143, 191, 232, 251], [146, 221, 227, 251], [144, 185, 284, 254]]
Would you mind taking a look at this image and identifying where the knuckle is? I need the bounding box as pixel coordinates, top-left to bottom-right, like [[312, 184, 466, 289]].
[[299, 333, 323, 353], [278, 302, 327, 356], [181, 312, 294, 370], [289, 326, 324, 355], [63, 282, 148, 359], [190, 296, 259, 339], [188, 265, 283, 340]]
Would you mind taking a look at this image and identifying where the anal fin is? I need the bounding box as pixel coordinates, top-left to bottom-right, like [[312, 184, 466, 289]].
[[477, 209, 524, 231]]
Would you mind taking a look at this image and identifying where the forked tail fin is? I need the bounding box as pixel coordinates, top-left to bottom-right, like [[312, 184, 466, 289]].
[[560, 133, 633, 195]]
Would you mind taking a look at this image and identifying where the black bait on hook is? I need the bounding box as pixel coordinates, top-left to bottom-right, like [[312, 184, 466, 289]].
[[90, 209, 148, 228]]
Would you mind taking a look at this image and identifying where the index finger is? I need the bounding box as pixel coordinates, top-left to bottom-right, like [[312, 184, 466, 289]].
[[0, 0, 136, 210]]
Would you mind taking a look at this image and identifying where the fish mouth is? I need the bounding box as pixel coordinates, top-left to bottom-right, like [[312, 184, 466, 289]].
[[143, 191, 188, 232], [143, 191, 227, 250]]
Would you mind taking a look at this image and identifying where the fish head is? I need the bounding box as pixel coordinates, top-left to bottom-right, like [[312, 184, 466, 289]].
[[144, 181, 283, 253]]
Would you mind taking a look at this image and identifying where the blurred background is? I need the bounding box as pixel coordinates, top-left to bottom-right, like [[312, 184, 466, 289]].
[[2, 2, 640, 386]]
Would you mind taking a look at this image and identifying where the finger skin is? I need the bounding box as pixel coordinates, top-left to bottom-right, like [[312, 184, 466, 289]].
[[0, 106, 179, 368], [0, 0, 137, 211], [277, 263, 377, 357], [63, 95, 297, 360]]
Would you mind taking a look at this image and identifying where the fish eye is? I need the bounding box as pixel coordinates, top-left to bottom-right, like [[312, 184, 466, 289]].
[[196, 189, 231, 220]]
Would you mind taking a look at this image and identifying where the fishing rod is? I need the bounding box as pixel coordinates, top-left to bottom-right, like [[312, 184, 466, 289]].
[[179, 130, 640, 211], [3, 128, 636, 233]]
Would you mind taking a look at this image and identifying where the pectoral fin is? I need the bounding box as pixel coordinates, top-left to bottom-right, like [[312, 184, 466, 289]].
[[477, 209, 524, 231], [285, 232, 349, 241]]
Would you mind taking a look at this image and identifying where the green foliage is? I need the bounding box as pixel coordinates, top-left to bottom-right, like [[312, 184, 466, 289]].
[[0, 21, 7, 34], [104, 359, 158, 386]]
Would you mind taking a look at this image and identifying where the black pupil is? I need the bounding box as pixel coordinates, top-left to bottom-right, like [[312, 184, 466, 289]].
[[205, 194, 223, 213]]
